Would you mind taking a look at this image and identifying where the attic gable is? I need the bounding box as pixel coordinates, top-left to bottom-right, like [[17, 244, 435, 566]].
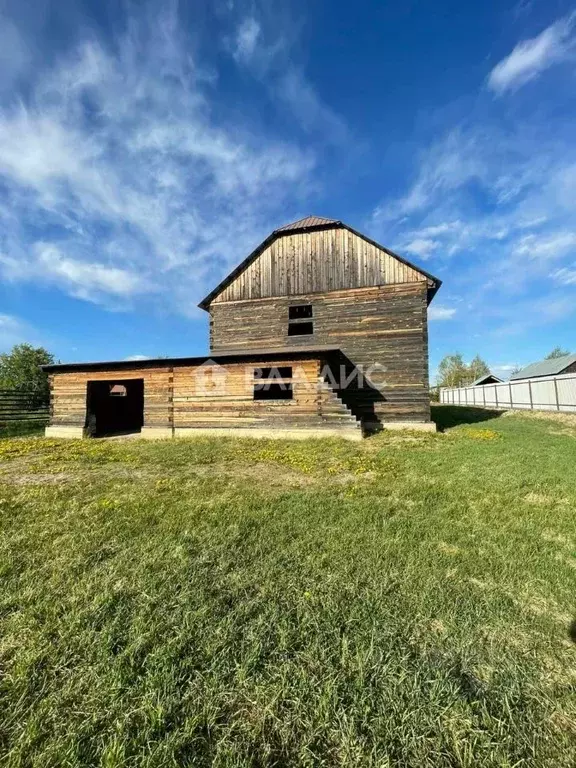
[[199, 217, 441, 309]]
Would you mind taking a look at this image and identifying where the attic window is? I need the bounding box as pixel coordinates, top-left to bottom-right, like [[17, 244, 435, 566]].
[[288, 304, 313, 336], [289, 305, 312, 320], [253, 366, 293, 400]]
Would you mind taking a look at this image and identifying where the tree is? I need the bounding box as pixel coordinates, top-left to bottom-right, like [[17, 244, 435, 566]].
[[437, 353, 468, 388], [436, 352, 491, 387], [0, 344, 54, 404], [468, 354, 490, 383], [545, 346, 570, 359]]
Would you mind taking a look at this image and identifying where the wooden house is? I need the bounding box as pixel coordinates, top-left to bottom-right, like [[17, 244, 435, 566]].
[[43, 216, 441, 440]]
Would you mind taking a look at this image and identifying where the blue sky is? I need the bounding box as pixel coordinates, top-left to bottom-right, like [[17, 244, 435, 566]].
[[0, 0, 575, 380]]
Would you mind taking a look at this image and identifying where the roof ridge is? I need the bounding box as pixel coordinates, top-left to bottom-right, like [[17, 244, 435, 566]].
[[274, 215, 341, 233], [198, 217, 442, 310]]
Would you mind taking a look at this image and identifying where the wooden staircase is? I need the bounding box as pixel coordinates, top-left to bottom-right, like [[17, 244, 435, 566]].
[[318, 378, 362, 433]]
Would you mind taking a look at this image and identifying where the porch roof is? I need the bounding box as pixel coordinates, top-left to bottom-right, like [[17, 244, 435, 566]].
[[42, 345, 342, 374]]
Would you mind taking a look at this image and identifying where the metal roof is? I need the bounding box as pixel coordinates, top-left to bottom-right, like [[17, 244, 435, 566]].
[[471, 373, 503, 386], [198, 216, 442, 310], [510, 352, 576, 381], [274, 215, 341, 232], [41, 345, 342, 374]]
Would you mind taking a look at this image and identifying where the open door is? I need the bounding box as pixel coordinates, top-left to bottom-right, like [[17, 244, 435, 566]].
[[86, 379, 144, 436]]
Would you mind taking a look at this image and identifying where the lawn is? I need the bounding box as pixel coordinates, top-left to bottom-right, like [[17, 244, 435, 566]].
[[1, 407, 575, 767]]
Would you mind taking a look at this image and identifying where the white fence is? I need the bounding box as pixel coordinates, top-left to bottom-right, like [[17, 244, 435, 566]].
[[440, 373, 576, 413]]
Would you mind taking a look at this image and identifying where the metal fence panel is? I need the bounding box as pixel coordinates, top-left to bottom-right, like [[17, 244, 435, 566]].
[[530, 379, 556, 411], [484, 385, 497, 407], [513, 382, 531, 408], [557, 376, 576, 412], [496, 382, 512, 408], [440, 373, 576, 413]]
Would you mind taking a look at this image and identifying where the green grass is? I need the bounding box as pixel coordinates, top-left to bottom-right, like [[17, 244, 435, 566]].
[[0, 419, 47, 438], [1, 406, 575, 767]]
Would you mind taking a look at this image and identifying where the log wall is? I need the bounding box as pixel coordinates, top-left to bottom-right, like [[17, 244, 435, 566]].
[[210, 283, 430, 424], [172, 359, 322, 429], [49, 367, 172, 429], [47, 357, 359, 433]]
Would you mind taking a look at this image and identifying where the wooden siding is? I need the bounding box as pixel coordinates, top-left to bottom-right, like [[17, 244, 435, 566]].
[[212, 229, 426, 303], [49, 367, 172, 429], [47, 357, 358, 432], [210, 283, 430, 424], [172, 359, 321, 429]]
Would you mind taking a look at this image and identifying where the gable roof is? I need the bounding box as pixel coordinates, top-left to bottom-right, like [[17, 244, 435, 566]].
[[510, 352, 576, 381], [199, 216, 441, 310], [471, 373, 503, 386], [274, 215, 341, 232]]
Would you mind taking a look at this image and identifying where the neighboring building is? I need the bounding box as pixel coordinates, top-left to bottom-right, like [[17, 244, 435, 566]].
[[471, 373, 503, 386], [43, 215, 442, 440], [510, 353, 576, 382]]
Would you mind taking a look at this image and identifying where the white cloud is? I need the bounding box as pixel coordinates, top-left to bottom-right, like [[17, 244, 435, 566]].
[[513, 231, 576, 260], [373, 130, 483, 221], [36, 244, 150, 301], [226, 8, 346, 143], [488, 14, 576, 94], [368, 12, 576, 352], [402, 238, 439, 259], [414, 221, 463, 238], [371, 116, 576, 310], [232, 17, 261, 64], [0, 314, 33, 351], [429, 306, 457, 320], [0, 7, 317, 313], [551, 264, 576, 285], [277, 68, 348, 143], [124, 354, 151, 361]]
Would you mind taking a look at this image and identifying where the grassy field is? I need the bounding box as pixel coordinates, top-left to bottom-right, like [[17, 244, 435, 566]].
[[1, 406, 575, 767]]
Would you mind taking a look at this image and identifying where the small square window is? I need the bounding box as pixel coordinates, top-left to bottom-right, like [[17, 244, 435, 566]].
[[253, 384, 293, 400], [289, 304, 313, 320], [254, 366, 293, 379], [288, 304, 314, 336], [288, 321, 314, 336], [253, 366, 293, 400]]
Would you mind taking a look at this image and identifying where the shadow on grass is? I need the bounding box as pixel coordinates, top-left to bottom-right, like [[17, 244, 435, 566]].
[[431, 405, 504, 432], [0, 421, 47, 439]]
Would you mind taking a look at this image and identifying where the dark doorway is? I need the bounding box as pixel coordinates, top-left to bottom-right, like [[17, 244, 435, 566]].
[[86, 379, 144, 436]]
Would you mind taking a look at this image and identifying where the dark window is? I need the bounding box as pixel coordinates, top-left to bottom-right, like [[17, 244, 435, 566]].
[[254, 384, 293, 400], [289, 304, 313, 320], [253, 366, 293, 400], [288, 304, 314, 336], [288, 321, 314, 336], [254, 366, 293, 379]]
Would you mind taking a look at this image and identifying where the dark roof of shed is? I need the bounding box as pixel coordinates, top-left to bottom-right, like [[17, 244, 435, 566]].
[[42, 345, 342, 374], [198, 216, 442, 310], [471, 373, 504, 386], [509, 352, 576, 381]]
